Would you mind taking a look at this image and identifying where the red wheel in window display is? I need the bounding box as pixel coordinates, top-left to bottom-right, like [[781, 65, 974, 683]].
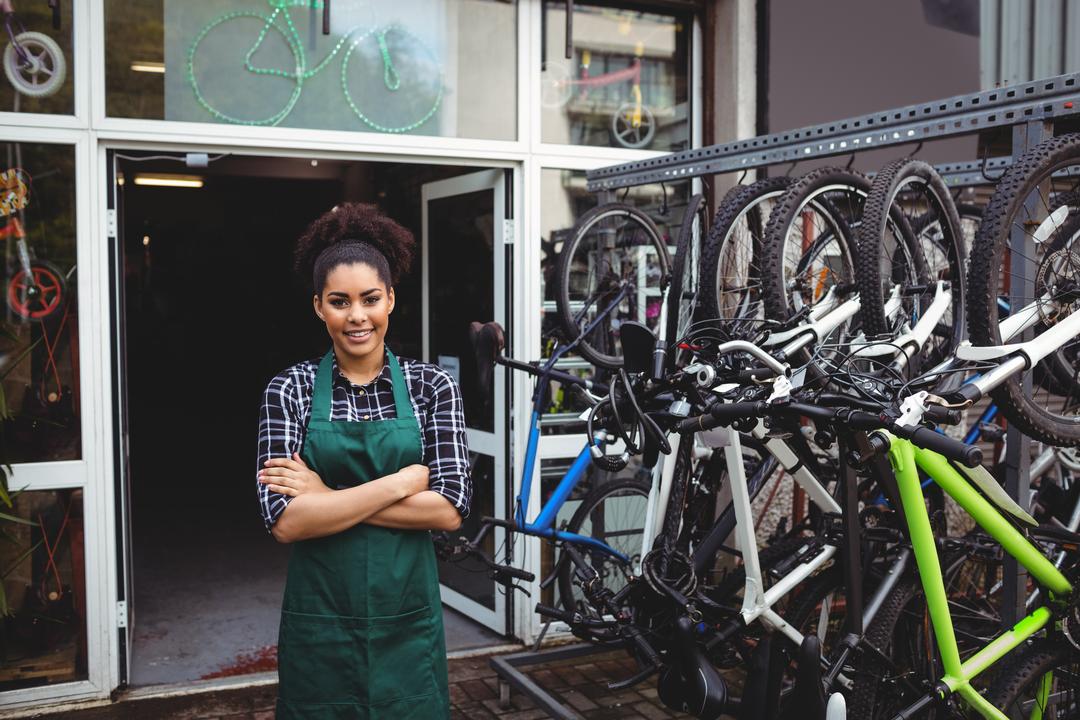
[[7, 259, 66, 321]]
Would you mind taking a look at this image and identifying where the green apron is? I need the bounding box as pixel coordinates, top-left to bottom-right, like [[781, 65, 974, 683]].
[[276, 349, 450, 720]]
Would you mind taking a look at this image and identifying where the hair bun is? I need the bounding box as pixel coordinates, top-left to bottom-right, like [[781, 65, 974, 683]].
[[294, 202, 416, 286]]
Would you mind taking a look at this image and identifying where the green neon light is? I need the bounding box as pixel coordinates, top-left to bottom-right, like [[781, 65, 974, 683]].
[[186, 2, 443, 131]]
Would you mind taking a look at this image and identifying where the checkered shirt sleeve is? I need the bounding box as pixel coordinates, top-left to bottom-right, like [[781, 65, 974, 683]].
[[256, 356, 472, 532]]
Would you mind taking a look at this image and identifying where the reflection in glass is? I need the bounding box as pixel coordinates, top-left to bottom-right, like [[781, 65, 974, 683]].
[[0, 489, 88, 691], [0, 1, 73, 115], [427, 190, 495, 433], [1, 142, 79, 464], [541, 2, 690, 150], [105, 0, 516, 140], [538, 169, 688, 422]]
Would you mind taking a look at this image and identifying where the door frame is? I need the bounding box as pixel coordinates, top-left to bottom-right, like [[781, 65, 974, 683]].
[[421, 169, 510, 634]]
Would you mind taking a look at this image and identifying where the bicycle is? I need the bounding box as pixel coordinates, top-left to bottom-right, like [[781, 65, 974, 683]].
[[542, 45, 656, 149], [2, 166, 65, 322], [1, 0, 65, 99], [186, 0, 442, 131]]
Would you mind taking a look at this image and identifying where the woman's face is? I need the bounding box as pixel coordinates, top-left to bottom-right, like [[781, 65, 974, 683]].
[[313, 262, 395, 366]]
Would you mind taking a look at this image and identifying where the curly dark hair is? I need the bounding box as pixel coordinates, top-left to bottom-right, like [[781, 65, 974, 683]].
[[293, 202, 416, 294]]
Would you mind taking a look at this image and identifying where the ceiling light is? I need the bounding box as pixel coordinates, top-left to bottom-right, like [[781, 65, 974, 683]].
[[133, 174, 204, 188], [131, 61, 165, 74]]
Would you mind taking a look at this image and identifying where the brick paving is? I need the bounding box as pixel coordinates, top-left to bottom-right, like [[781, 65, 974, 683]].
[[9, 645, 692, 720]]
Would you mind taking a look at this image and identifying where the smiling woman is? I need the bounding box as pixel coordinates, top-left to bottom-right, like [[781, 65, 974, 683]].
[[255, 202, 469, 719]]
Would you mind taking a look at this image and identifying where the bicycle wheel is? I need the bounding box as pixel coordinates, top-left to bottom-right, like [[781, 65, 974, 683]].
[[664, 194, 706, 370], [4, 31, 66, 98], [760, 168, 863, 367], [555, 203, 671, 370], [342, 25, 443, 134], [7, 260, 66, 321], [846, 577, 941, 719], [557, 477, 651, 613], [187, 12, 303, 126], [967, 133, 1080, 446], [698, 176, 793, 327], [856, 159, 965, 370], [984, 639, 1080, 717], [611, 103, 656, 149]]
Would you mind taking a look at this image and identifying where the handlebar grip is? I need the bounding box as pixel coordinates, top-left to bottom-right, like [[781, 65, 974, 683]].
[[677, 401, 764, 434], [495, 564, 535, 582], [535, 603, 576, 624], [903, 426, 983, 468], [733, 365, 779, 383], [924, 404, 963, 426]]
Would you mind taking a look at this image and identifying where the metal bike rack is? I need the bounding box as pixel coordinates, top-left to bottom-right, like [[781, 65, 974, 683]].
[[500, 74, 1080, 720], [581, 74, 1080, 631], [490, 642, 613, 720]]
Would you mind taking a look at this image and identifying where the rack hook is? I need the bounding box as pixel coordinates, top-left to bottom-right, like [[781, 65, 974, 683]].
[[784, 161, 798, 177], [905, 141, 924, 159], [736, 169, 748, 186], [980, 146, 1005, 183], [844, 152, 856, 170], [659, 182, 669, 216]]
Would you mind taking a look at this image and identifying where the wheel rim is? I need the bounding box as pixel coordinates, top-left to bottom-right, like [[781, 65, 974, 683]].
[[8, 263, 64, 320]]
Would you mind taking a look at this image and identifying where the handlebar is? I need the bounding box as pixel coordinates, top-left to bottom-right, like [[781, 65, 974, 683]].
[[678, 401, 982, 467]]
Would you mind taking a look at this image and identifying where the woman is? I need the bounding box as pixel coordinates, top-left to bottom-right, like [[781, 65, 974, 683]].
[[256, 203, 470, 719]]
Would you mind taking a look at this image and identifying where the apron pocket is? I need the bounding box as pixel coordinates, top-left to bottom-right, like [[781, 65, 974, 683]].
[[278, 610, 362, 705], [364, 604, 438, 707]]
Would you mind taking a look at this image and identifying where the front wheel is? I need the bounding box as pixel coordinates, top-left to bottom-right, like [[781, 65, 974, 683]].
[[4, 31, 65, 98], [557, 478, 651, 614], [555, 203, 670, 369]]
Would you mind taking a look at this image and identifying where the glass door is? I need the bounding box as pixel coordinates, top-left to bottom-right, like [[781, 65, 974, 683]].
[[421, 169, 509, 634]]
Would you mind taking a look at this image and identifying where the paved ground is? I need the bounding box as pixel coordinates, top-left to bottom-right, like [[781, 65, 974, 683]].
[[9, 646, 691, 720]]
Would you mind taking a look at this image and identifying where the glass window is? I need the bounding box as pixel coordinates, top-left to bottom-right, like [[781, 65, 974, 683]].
[[0, 1, 73, 115], [1, 142, 79, 464], [0, 489, 88, 691], [541, 2, 691, 151], [539, 166, 689, 360], [104, 0, 517, 140]]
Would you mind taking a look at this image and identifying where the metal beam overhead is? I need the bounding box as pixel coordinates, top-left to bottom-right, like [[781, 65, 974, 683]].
[[587, 72, 1080, 190]]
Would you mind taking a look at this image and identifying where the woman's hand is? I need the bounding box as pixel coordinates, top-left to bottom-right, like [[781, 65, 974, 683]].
[[259, 453, 332, 497], [395, 464, 430, 497]]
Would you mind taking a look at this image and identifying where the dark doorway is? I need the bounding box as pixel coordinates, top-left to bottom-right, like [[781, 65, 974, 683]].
[[115, 152, 502, 686]]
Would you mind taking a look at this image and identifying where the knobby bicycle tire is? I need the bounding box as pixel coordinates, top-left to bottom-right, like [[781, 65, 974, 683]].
[[665, 194, 707, 370], [698, 176, 794, 325], [855, 158, 965, 369], [967, 132, 1080, 446], [557, 477, 651, 614], [556, 203, 670, 369], [984, 638, 1080, 716]]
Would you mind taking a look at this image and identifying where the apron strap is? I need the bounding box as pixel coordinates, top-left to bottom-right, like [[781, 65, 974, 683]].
[[385, 349, 416, 421], [313, 348, 414, 423], [311, 350, 336, 423]]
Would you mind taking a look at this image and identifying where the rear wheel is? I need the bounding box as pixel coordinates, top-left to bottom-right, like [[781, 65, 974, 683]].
[[966, 133, 1080, 446], [984, 639, 1080, 718]]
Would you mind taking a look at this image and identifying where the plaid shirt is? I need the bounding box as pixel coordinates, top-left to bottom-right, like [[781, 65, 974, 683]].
[[257, 353, 472, 532]]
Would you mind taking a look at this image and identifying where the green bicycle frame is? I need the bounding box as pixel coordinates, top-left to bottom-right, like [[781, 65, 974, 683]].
[[888, 436, 1073, 720]]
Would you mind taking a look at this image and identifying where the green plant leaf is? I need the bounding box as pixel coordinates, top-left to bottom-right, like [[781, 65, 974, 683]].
[[3, 539, 43, 578], [0, 511, 33, 526]]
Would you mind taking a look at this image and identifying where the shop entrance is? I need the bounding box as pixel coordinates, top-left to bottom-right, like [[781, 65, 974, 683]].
[[108, 151, 511, 687]]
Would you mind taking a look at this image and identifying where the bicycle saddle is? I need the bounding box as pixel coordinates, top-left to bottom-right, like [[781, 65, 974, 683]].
[[657, 616, 728, 720], [468, 320, 504, 401]]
